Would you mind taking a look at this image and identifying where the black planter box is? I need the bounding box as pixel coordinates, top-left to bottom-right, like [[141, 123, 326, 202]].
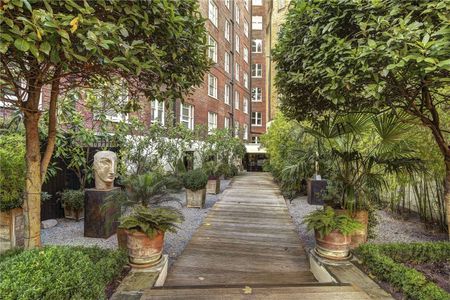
[[307, 179, 327, 205], [84, 187, 120, 238]]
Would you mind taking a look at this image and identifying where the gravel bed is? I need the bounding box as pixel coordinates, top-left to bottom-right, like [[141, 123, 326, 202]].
[[42, 179, 231, 266], [286, 195, 447, 251]]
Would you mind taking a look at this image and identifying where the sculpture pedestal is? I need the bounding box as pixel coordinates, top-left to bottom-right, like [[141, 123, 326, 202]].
[[307, 179, 327, 205], [84, 187, 120, 238]]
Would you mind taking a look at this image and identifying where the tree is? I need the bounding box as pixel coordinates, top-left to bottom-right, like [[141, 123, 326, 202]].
[[273, 0, 450, 236], [0, 0, 209, 248]]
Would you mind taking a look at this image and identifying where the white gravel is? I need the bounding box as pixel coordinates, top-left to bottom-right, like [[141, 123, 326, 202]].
[[42, 179, 231, 266], [286, 196, 447, 251]]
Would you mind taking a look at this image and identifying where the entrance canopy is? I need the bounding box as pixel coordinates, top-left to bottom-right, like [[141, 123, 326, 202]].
[[244, 143, 267, 154]]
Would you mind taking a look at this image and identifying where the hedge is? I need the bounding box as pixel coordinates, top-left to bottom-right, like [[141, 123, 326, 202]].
[[0, 246, 127, 300], [355, 243, 450, 300]]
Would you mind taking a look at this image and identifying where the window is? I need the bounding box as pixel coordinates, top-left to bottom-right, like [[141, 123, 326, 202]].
[[243, 72, 249, 89], [224, 117, 230, 129], [253, 0, 263, 5], [208, 35, 217, 63], [243, 97, 249, 114], [252, 41, 263, 55], [279, 0, 286, 10], [208, 74, 218, 98], [235, 63, 240, 81], [180, 103, 194, 130], [252, 39, 263, 53], [252, 64, 262, 77], [252, 16, 263, 30], [209, 0, 218, 27], [251, 112, 262, 126], [244, 0, 249, 11], [252, 87, 262, 101], [234, 91, 240, 110], [208, 112, 218, 132], [224, 84, 231, 105], [251, 136, 260, 144], [243, 124, 248, 140], [225, 20, 231, 41], [243, 47, 249, 63], [151, 100, 165, 125], [244, 20, 249, 37], [225, 0, 231, 9], [224, 52, 230, 73], [235, 5, 240, 24], [234, 121, 240, 137], [235, 34, 240, 53]]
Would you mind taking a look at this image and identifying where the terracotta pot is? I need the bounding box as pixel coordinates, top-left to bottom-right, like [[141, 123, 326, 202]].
[[64, 207, 84, 221], [117, 227, 128, 250], [206, 178, 220, 194], [186, 188, 206, 208], [315, 229, 351, 260], [126, 230, 164, 268], [350, 210, 368, 249]]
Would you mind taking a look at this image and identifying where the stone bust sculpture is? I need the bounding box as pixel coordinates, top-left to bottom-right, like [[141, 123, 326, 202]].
[[93, 151, 117, 190]]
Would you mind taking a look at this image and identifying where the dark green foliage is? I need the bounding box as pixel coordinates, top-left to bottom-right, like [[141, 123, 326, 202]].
[[356, 243, 450, 300], [119, 205, 184, 239], [302, 207, 363, 238], [59, 189, 84, 211], [0, 246, 127, 300], [183, 169, 208, 191], [0, 133, 25, 211], [203, 161, 224, 178], [0, 248, 23, 265]]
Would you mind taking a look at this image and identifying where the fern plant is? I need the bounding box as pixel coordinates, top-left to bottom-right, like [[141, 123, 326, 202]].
[[302, 207, 363, 238], [119, 205, 184, 239]]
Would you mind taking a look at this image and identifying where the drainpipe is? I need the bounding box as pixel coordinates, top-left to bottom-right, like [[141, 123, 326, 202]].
[[248, 2, 253, 142], [230, 0, 235, 134]]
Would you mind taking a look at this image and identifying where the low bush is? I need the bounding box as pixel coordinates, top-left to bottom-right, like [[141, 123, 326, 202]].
[[0, 246, 127, 300], [183, 169, 208, 191], [356, 243, 450, 300], [59, 189, 85, 210]]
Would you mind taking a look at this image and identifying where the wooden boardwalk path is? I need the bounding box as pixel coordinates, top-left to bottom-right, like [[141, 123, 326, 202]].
[[143, 172, 371, 299]]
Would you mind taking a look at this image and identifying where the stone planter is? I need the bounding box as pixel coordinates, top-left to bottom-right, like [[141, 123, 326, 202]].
[[206, 178, 220, 194], [186, 189, 206, 208], [126, 230, 164, 268], [314, 229, 351, 260], [0, 208, 24, 253], [64, 206, 84, 221]]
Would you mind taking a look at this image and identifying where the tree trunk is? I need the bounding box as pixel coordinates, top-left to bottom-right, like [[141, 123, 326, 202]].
[[445, 158, 450, 239], [23, 111, 42, 248]]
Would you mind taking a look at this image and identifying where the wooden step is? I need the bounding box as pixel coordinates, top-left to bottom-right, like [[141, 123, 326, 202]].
[[142, 284, 371, 299]]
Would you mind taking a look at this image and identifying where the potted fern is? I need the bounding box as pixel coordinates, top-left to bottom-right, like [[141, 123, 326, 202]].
[[303, 207, 362, 260], [119, 205, 183, 267], [183, 169, 208, 208], [60, 189, 85, 221]]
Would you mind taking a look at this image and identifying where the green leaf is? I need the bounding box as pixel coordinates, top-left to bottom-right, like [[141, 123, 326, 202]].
[[40, 41, 51, 55], [0, 42, 9, 54], [0, 33, 14, 42], [14, 39, 30, 52]]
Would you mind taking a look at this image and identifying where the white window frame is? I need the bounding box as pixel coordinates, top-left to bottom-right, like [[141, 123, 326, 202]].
[[252, 136, 260, 144], [105, 84, 129, 123], [252, 112, 262, 126], [208, 111, 218, 133], [253, 0, 263, 6], [235, 5, 240, 24], [151, 99, 165, 126], [252, 63, 262, 78], [244, 20, 249, 37], [208, 35, 217, 63], [235, 63, 240, 81], [244, 72, 249, 89], [243, 97, 249, 114], [252, 87, 262, 102], [252, 39, 263, 53], [252, 16, 263, 30], [224, 52, 230, 73], [244, 0, 249, 11], [209, 0, 218, 27], [243, 123, 248, 140], [225, 0, 231, 10], [224, 84, 230, 105], [234, 121, 240, 137], [180, 103, 194, 130], [234, 91, 240, 110], [235, 34, 240, 53], [208, 74, 218, 99], [225, 20, 231, 41], [224, 117, 230, 129], [243, 47, 249, 63]]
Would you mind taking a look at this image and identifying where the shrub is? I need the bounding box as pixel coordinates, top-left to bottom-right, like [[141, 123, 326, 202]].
[[356, 243, 450, 300], [183, 169, 208, 191], [0, 133, 26, 211], [0, 246, 127, 300], [59, 189, 85, 211], [302, 207, 363, 238]]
